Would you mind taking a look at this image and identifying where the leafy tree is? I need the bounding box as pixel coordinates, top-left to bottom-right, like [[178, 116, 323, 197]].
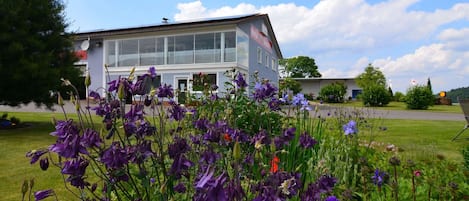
[[279, 77, 302, 94], [319, 82, 347, 103], [393, 91, 405, 102], [0, 0, 81, 107], [355, 64, 390, 106], [279, 56, 321, 78], [355, 64, 386, 88], [446, 86, 469, 101], [406, 85, 434, 109]]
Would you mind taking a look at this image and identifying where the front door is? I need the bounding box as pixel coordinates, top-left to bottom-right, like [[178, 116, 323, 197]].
[[177, 79, 187, 104]]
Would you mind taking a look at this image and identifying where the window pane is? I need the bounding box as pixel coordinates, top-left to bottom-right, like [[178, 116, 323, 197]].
[[174, 35, 194, 64], [139, 38, 156, 66], [106, 41, 116, 67], [224, 31, 236, 62], [195, 33, 215, 63], [156, 37, 164, 65], [118, 39, 138, 66], [167, 36, 175, 64]]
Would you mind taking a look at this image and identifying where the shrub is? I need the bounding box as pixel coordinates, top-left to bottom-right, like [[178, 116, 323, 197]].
[[319, 82, 347, 103], [279, 77, 302, 94], [361, 85, 391, 106], [406, 85, 434, 109]]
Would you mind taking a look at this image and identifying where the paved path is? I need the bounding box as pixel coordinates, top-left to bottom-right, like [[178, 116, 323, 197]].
[[0, 102, 465, 121]]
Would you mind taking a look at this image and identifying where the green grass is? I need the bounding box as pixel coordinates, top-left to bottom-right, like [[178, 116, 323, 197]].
[[322, 101, 463, 113], [1, 111, 469, 200]]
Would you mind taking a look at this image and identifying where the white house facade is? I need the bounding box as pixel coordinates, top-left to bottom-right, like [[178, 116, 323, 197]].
[[73, 14, 282, 102]]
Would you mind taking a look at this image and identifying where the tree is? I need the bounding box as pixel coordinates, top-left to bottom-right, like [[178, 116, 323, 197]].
[[427, 77, 433, 94], [356, 64, 390, 106], [0, 0, 81, 107], [279, 56, 321, 78], [355, 64, 386, 88]]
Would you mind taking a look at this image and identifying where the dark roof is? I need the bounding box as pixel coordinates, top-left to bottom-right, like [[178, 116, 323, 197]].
[[73, 13, 282, 58]]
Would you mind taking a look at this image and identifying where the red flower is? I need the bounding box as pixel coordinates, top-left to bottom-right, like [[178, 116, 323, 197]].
[[224, 133, 232, 142], [270, 156, 280, 173], [414, 170, 422, 177]]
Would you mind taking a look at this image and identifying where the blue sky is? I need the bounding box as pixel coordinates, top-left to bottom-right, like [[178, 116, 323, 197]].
[[64, 0, 469, 93]]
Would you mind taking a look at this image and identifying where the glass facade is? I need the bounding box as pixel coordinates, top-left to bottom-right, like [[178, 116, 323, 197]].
[[105, 31, 236, 67]]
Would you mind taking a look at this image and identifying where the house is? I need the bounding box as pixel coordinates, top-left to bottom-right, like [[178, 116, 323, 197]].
[[72, 14, 282, 103], [283, 77, 362, 100]]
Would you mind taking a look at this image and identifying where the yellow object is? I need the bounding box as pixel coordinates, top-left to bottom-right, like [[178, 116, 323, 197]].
[[439, 91, 446, 97]]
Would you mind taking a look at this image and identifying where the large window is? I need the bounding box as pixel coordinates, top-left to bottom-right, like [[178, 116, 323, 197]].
[[105, 31, 236, 67], [195, 33, 221, 63], [224, 31, 236, 62], [118, 39, 138, 66]]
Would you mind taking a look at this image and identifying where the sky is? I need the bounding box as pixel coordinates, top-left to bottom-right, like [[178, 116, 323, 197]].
[[64, 0, 469, 93]]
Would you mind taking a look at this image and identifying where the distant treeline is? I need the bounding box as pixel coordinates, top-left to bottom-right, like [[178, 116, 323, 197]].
[[446, 86, 469, 101]]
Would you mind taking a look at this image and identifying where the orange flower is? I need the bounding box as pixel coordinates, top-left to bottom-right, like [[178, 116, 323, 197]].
[[270, 156, 280, 173], [224, 133, 232, 142]]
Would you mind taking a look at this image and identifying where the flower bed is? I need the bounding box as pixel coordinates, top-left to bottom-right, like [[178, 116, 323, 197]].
[[25, 67, 469, 200]]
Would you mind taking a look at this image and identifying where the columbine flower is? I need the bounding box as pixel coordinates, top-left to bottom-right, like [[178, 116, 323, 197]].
[[299, 132, 317, 148], [39, 158, 49, 171], [174, 182, 187, 193], [234, 72, 247, 89], [252, 81, 278, 102], [34, 189, 54, 201], [100, 142, 129, 169], [81, 128, 103, 148], [26, 149, 48, 164], [325, 195, 340, 201], [343, 120, 358, 135], [61, 157, 89, 188], [301, 175, 337, 201], [157, 84, 174, 98], [169, 101, 186, 121], [148, 66, 157, 79]]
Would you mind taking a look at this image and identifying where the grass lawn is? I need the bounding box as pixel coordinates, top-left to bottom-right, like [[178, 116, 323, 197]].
[[324, 101, 463, 113], [1, 111, 468, 200]]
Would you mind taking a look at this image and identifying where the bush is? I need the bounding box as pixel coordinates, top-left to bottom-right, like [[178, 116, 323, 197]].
[[279, 77, 302, 94], [406, 85, 434, 109], [393, 91, 405, 102], [361, 85, 391, 106], [319, 82, 347, 103]]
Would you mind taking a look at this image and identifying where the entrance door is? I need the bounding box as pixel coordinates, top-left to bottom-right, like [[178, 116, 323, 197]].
[[177, 79, 187, 104]]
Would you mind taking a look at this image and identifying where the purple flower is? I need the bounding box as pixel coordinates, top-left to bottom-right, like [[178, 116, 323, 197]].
[[268, 98, 282, 111], [157, 84, 174, 98], [371, 168, 388, 187], [252, 81, 278, 102], [194, 168, 228, 201], [226, 179, 245, 201], [252, 172, 301, 201], [325, 196, 340, 201], [194, 118, 210, 131], [174, 182, 187, 193], [81, 128, 103, 148], [148, 67, 157, 79], [107, 78, 120, 92], [292, 93, 305, 106], [100, 142, 129, 169], [132, 75, 151, 95], [200, 148, 221, 165], [343, 120, 358, 135], [127, 140, 154, 164], [169, 155, 194, 179], [49, 131, 88, 158], [169, 101, 186, 121], [168, 137, 191, 159], [26, 149, 48, 164], [299, 132, 317, 148], [301, 175, 337, 201], [89, 91, 101, 100], [61, 157, 89, 188], [34, 189, 54, 201], [234, 72, 247, 89]]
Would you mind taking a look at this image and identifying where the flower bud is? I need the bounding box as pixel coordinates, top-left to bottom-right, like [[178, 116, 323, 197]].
[[85, 72, 91, 87], [21, 180, 29, 195], [39, 158, 49, 171], [118, 82, 125, 100], [233, 140, 241, 161]]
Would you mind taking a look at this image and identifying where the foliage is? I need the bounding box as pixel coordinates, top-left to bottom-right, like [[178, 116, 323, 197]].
[[279, 56, 321, 78], [279, 77, 302, 94], [361, 85, 391, 107], [23, 67, 469, 201], [406, 85, 435, 109], [462, 145, 469, 171], [393, 92, 406, 102], [427, 78, 433, 94], [0, 0, 82, 108], [319, 82, 347, 103], [0, 113, 21, 129], [446, 86, 469, 101], [355, 64, 387, 88]]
